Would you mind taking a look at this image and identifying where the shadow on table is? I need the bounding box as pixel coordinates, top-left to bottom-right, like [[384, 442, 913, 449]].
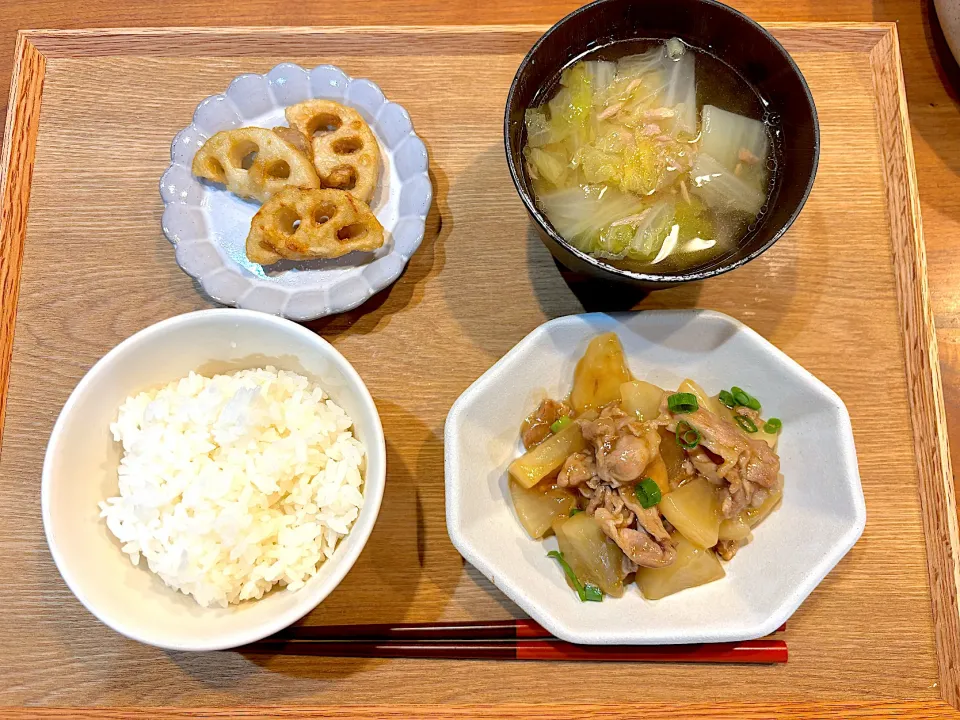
[[305, 158, 449, 338], [438, 143, 706, 357], [525, 224, 705, 318]]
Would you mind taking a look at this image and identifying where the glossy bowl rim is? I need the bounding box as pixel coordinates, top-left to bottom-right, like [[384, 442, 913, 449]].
[[444, 309, 866, 644], [503, 0, 821, 284]]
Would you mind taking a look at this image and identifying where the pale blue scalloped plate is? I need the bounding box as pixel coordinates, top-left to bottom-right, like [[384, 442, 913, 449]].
[[160, 63, 432, 321]]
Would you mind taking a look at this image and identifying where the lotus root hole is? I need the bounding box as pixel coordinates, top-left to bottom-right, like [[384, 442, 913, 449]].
[[231, 140, 260, 170], [265, 160, 291, 179], [332, 137, 363, 155], [324, 165, 358, 191], [207, 157, 226, 181], [310, 113, 343, 136], [313, 203, 338, 225], [337, 223, 368, 242], [276, 207, 301, 235]]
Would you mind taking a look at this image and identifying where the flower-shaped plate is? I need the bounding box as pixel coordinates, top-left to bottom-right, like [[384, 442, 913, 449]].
[[160, 63, 431, 320]]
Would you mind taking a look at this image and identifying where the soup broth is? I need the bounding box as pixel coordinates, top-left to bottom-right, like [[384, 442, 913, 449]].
[[523, 38, 780, 274]]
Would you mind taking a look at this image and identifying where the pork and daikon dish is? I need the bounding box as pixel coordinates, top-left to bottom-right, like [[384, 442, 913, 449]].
[[508, 333, 784, 602]]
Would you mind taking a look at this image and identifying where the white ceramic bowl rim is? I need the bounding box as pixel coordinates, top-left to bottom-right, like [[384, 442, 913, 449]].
[[41, 309, 386, 651], [444, 309, 866, 645]]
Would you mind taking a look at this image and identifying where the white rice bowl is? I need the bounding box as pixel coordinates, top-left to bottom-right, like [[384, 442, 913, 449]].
[[99, 367, 365, 608]]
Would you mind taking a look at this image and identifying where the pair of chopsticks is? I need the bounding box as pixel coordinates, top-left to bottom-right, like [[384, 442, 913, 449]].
[[243, 619, 788, 664]]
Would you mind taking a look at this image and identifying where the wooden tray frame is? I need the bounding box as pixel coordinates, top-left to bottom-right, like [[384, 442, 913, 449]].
[[0, 23, 958, 718]]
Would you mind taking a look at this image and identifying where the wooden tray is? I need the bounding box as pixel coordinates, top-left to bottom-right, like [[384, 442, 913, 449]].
[[1, 23, 958, 718]]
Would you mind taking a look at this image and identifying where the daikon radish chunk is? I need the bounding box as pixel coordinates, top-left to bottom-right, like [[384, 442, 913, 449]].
[[509, 480, 576, 538], [620, 380, 664, 420], [570, 333, 632, 413], [659, 476, 723, 549], [636, 532, 725, 599], [508, 422, 586, 489], [677, 378, 722, 416], [718, 514, 752, 542], [553, 512, 627, 597], [659, 428, 687, 484]]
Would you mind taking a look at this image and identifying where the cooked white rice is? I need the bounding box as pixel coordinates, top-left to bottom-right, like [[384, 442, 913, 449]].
[[98, 367, 365, 608]]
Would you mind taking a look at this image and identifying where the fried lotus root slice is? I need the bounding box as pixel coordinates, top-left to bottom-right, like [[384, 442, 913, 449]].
[[246, 187, 385, 264], [284, 100, 380, 203], [191, 127, 319, 202], [272, 126, 313, 162]]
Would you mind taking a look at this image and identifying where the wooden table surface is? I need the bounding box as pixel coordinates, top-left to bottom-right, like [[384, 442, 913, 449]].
[[0, 1, 958, 717], [2, 2, 960, 481]]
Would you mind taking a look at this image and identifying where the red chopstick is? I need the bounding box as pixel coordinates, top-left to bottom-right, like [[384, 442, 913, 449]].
[[245, 638, 787, 663], [272, 618, 785, 642], [272, 618, 554, 641], [248, 620, 787, 664]]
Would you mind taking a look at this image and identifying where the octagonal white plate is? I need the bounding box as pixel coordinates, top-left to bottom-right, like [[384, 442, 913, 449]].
[[160, 63, 432, 321], [445, 310, 866, 645]]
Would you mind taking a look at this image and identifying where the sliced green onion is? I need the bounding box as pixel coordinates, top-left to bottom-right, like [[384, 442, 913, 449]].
[[547, 550, 603, 603], [634, 477, 662, 508], [718, 390, 735, 408], [675, 420, 701, 449], [735, 415, 758, 433], [729, 386, 761, 410], [569, 508, 583, 516], [763, 417, 782, 433], [667, 392, 699, 414], [550, 415, 572, 433], [582, 583, 603, 602]]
